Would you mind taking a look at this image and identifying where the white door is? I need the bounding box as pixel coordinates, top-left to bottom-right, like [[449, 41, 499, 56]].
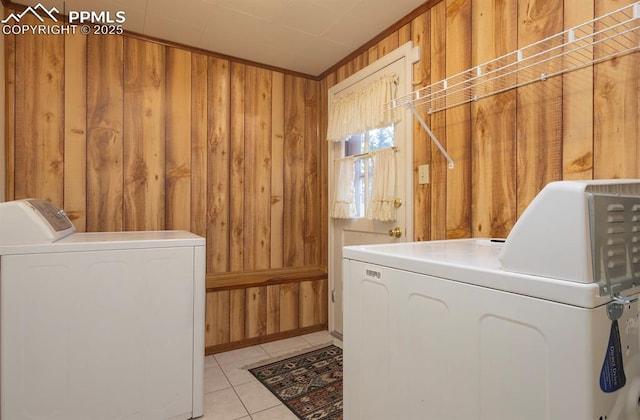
[[328, 43, 418, 336]]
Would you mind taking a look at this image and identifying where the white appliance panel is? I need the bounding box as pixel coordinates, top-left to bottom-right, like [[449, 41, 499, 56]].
[[344, 259, 640, 420], [346, 276, 391, 419], [1, 247, 198, 420]]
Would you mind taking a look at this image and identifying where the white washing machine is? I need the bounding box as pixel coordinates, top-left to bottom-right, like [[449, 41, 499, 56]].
[[0, 199, 206, 420], [343, 180, 640, 420]]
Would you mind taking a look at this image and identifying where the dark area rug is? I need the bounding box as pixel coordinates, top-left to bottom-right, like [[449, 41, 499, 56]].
[[248, 345, 343, 419]]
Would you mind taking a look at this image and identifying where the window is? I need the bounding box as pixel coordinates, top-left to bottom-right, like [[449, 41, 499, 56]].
[[344, 125, 394, 217]]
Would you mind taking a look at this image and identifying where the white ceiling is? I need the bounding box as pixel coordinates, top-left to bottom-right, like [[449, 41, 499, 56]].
[[12, 0, 426, 76]]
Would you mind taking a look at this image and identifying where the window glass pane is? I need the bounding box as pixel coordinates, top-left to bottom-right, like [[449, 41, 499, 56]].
[[368, 126, 394, 151], [344, 134, 364, 156]]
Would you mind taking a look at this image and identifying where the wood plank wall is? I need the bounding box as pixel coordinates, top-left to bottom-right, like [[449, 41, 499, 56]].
[[4, 11, 327, 354], [322, 0, 640, 241]]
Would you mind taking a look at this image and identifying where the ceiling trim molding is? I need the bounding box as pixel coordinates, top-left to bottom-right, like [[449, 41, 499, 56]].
[[318, 0, 444, 79], [114, 30, 319, 80]]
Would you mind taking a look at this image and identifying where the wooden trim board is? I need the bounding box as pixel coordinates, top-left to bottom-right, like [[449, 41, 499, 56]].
[[207, 266, 327, 291]]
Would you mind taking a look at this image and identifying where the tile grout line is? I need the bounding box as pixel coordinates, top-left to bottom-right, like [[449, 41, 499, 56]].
[[219, 346, 278, 419], [230, 384, 252, 420], [216, 352, 251, 416]]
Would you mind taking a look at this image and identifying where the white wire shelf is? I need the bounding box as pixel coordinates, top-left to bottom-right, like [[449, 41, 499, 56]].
[[388, 1, 640, 116]]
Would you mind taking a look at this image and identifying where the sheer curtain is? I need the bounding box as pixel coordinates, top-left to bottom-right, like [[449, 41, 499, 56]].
[[366, 148, 397, 221], [329, 158, 356, 219], [327, 74, 400, 142]]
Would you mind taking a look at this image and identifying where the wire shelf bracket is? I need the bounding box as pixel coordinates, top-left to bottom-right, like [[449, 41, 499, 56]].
[[390, 1, 640, 169], [406, 104, 454, 169]]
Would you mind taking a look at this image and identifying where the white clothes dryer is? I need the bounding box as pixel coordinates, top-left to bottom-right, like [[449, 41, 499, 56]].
[[343, 180, 640, 420]]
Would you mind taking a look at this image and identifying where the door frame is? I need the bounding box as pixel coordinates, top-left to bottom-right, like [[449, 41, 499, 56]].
[[327, 42, 420, 335]]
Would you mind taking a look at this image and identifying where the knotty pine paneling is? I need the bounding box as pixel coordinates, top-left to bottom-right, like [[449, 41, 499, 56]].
[[229, 290, 246, 342], [64, 30, 87, 231], [207, 57, 231, 273], [7, 26, 323, 271], [244, 67, 272, 271], [318, 79, 329, 274], [411, 11, 431, 242], [444, 0, 471, 239], [86, 34, 124, 232], [284, 75, 305, 267], [229, 62, 246, 273], [299, 279, 328, 328], [562, 0, 595, 180], [429, 1, 447, 240], [594, 0, 640, 179], [267, 284, 281, 335], [515, 0, 563, 217], [304, 79, 321, 266], [321, 0, 640, 242], [124, 38, 166, 232], [377, 31, 400, 59], [471, 0, 518, 238], [399, 23, 412, 45], [166, 48, 192, 232], [280, 283, 300, 331], [6, 19, 327, 353], [14, 14, 64, 206], [271, 72, 285, 269], [206, 291, 230, 348], [246, 286, 268, 338], [205, 271, 328, 354], [190, 53, 209, 239]]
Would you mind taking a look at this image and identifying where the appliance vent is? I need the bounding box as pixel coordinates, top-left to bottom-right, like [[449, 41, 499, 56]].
[[590, 193, 640, 297], [632, 205, 640, 278]]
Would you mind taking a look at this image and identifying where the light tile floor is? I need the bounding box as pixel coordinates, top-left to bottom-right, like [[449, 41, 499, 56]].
[[201, 330, 343, 420]]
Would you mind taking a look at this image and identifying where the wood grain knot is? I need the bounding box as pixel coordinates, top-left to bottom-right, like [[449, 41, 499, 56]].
[[566, 152, 592, 173], [168, 165, 191, 179]]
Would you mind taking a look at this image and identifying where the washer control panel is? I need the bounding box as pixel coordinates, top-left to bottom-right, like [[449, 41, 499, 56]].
[[0, 199, 75, 245]]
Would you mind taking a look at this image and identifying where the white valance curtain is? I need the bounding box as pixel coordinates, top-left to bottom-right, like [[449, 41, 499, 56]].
[[326, 74, 400, 142]]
